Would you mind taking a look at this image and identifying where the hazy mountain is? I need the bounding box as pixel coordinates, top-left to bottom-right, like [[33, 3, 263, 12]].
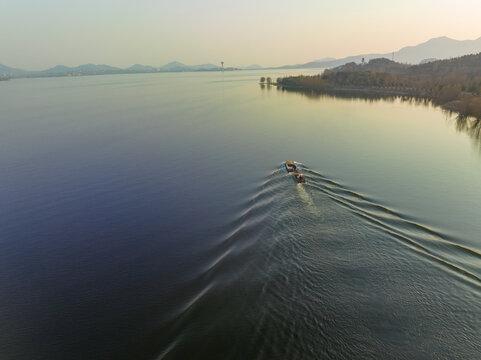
[[75, 64, 121, 72], [0, 64, 28, 75], [189, 64, 220, 70], [42, 65, 73, 73], [43, 64, 121, 74], [0, 61, 229, 78], [158, 61, 220, 71], [394, 36, 481, 63], [241, 64, 263, 70], [313, 57, 336, 62], [283, 36, 481, 69], [158, 61, 186, 71], [127, 64, 158, 72]]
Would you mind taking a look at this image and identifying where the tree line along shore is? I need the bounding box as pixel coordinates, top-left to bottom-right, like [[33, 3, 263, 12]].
[[269, 53, 481, 119]]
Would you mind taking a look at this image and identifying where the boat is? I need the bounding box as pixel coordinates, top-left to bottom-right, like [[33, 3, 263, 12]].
[[285, 161, 306, 183], [294, 173, 306, 183], [285, 160, 297, 172]]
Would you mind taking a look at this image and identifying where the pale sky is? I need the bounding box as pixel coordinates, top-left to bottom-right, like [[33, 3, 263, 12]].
[[1, 0, 481, 70]]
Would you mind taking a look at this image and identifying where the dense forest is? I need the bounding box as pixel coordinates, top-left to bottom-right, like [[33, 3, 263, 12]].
[[276, 54, 481, 119]]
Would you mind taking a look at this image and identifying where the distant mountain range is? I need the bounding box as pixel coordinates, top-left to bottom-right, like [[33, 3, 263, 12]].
[[0, 62, 235, 79], [2, 36, 481, 80], [0, 64, 28, 76], [241, 64, 263, 70], [279, 36, 481, 69]]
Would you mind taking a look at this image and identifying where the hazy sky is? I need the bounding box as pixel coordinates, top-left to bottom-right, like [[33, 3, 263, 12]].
[[2, 0, 481, 69]]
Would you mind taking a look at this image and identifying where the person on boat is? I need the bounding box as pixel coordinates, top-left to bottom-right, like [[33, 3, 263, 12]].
[[297, 174, 305, 182]]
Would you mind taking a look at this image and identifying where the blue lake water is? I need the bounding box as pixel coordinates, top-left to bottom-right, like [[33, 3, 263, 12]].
[[0, 71, 480, 359]]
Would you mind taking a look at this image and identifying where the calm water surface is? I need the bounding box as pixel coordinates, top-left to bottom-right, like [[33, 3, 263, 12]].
[[0, 70, 480, 359]]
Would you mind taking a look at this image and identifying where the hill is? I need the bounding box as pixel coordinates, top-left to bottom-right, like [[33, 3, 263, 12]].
[[0, 61, 231, 79], [328, 53, 481, 79], [277, 53, 481, 119], [158, 62, 220, 71], [126, 64, 158, 72], [42, 64, 121, 75], [408, 53, 481, 78], [241, 64, 263, 70], [0, 64, 28, 76], [280, 36, 481, 69]]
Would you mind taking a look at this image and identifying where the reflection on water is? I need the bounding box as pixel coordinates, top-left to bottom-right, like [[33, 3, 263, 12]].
[[453, 116, 481, 148], [1, 72, 480, 359], [264, 83, 431, 104], [267, 85, 481, 147]]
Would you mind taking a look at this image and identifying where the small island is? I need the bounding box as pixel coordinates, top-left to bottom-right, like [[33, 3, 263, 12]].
[[272, 54, 481, 119]]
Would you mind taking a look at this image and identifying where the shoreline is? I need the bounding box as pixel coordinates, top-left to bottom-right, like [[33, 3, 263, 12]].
[[0, 68, 240, 81], [276, 83, 481, 119]]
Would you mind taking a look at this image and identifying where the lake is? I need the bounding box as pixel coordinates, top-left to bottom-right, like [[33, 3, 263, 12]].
[[0, 70, 480, 359]]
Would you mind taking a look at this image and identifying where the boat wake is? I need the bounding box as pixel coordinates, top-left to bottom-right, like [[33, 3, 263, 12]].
[[152, 162, 481, 359], [298, 164, 481, 286]]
